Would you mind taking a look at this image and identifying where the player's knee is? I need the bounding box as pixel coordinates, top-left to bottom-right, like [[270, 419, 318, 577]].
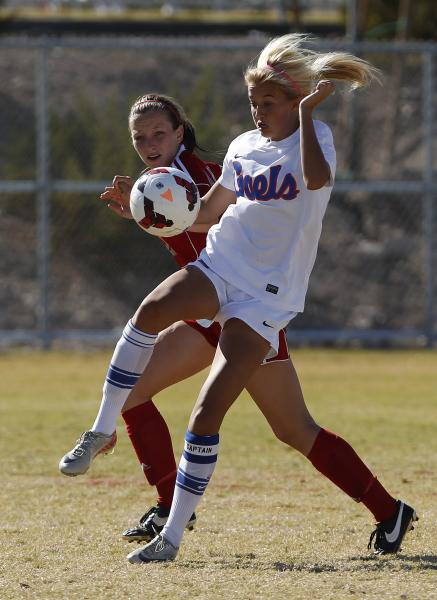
[[273, 421, 320, 454], [273, 426, 299, 448], [121, 393, 153, 414], [132, 298, 167, 333]]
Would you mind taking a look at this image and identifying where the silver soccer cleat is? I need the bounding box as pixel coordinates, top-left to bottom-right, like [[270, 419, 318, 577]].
[[59, 430, 117, 476], [127, 534, 179, 564]]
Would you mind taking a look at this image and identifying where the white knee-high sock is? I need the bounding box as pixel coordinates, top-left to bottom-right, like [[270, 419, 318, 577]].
[[91, 320, 157, 435], [161, 430, 219, 548]]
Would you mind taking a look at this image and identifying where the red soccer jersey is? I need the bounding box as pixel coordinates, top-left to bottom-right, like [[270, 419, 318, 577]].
[[159, 148, 222, 267]]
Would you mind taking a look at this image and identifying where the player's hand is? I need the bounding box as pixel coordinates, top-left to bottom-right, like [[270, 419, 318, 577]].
[[100, 175, 134, 219], [299, 80, 335, 112]]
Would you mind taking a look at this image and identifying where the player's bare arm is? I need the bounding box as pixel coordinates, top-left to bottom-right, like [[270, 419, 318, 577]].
[[299, 80, 335, 190], [194, 181, 236, 226], [187, 222, 213, 233], [100, 175, 134, 219]]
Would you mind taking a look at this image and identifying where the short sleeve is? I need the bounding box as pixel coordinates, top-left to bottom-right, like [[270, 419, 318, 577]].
[[217, 143, 237, 191]]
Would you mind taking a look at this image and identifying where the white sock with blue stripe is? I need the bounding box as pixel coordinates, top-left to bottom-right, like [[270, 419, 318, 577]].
[[161, 430, 219, 548], [91, 320, 157, 435]]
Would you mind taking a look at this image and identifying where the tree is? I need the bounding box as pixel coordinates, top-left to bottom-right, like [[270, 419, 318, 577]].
[[359, 0, 436, 40]]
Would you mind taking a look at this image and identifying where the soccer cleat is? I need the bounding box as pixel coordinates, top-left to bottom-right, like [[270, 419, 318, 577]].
[[368, 500, 418, 555], [122, 505, 196, 543], [127, 534, 178, 563], [59, 430, 117, 476]]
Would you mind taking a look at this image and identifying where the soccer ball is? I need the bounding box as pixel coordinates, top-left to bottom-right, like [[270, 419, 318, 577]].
[[130, 167, 200, 237]]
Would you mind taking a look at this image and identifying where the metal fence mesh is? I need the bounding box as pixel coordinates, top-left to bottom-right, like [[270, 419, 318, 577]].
[[0, 36, 435, 346]]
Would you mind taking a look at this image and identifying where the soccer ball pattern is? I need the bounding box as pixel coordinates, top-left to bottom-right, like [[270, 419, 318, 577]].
[[130, 167, 200, 237]]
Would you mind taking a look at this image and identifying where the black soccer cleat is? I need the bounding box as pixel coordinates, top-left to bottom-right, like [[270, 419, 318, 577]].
[[121, 505, 196, 543], [368, 500, 418, 555]]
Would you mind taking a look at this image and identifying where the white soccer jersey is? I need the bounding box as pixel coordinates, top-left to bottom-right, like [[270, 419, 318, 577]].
[[202, 120, 336, 312]]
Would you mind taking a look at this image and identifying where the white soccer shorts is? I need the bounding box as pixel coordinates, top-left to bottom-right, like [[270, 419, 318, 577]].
[[188, 258, 296, 358]]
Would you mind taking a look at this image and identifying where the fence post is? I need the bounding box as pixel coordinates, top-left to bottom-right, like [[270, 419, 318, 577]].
[[422, 50, 435, 348], [346, 0, 358, 42], [35, 41, 51, 349]]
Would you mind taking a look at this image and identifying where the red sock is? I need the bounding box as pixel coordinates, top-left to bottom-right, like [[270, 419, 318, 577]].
[[307, 428, 397, 522], [122, 401, 177, 508]]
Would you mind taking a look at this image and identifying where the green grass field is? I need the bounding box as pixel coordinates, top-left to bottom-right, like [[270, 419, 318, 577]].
[[1, 349, 436, 599]]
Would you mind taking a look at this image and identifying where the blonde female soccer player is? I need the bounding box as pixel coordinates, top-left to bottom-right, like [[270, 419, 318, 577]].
[[121, 36, 417, 562]]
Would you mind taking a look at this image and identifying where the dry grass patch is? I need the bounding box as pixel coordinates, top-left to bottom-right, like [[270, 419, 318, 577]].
[[1, 349, 436, 599]]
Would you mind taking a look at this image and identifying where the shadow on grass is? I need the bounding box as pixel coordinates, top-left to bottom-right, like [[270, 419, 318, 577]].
[[274, 562, 338, 573], [395, 554, 437, 569], [275, 554, 437, 573], [177, 554, 437, 573], [176, 559, 334, 573]]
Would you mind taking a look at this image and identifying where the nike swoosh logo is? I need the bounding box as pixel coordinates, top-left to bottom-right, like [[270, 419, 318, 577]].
[[385, 503, 404, 543], [262, 320, 274, 328]]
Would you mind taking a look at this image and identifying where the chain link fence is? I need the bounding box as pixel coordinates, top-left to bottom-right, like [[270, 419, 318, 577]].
[[0, 35, 436, 347]]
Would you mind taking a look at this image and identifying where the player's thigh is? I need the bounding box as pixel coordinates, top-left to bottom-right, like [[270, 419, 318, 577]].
[[133, 267, 220, 332], [189, 318, 271, 434], [122, 321, 216, 412], [246, 358, 319, 455]]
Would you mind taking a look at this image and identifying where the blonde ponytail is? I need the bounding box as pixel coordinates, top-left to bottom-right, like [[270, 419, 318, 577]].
[[245, 34, 380, 97], [311, 52, 380, 89]]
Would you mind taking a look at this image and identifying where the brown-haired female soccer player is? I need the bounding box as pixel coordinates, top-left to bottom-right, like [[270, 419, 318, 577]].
[[59, 93, 289, 538]]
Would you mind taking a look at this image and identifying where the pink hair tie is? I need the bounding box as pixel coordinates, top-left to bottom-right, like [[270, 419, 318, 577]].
[[267, 64, 304, 96]]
